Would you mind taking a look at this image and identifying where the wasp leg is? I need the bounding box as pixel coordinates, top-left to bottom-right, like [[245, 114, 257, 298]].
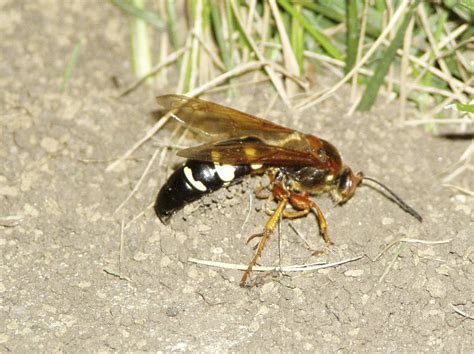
[[240, 196, 288, 287], [311, 204, 332, 245], [288, 192, 333, 246], [283, 209, 310, 219]]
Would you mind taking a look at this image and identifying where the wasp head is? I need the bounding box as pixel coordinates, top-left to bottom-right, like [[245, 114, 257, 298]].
[[331, 167, 363, 204]]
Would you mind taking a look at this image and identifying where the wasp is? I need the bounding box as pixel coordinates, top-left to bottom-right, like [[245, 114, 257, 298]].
[[154, 95, 422, 286]]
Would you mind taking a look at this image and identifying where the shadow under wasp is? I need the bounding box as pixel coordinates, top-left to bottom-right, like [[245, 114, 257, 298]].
[[154, 95, 422, 287]]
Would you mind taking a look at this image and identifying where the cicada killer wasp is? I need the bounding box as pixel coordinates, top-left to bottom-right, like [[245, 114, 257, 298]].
[[154, 95, 422, 286]]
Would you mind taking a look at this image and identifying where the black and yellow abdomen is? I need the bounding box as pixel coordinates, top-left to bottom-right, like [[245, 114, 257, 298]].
[[155, 160, 251, 223]]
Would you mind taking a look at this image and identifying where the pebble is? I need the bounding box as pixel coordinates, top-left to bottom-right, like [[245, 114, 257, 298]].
[[426, 277, 447, 298], [435, 264, 450, 276], [40, 136, 59, 153], [344, 269, 364, 277], [77, 281, 91, 288], [160, 255, 171, 267], [133, 252, 149, 261]]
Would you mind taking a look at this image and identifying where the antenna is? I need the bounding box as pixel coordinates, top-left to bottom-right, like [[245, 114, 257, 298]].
[[362, 176, 423, 222]]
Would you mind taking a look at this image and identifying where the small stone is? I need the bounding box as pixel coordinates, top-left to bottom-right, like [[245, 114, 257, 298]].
[[344, 269, 364, 277], [160, 255, 171, 267], [382, 217, 393, 225], [78, 281, 91, 288], [211, 247, 224, 255], [133, 252, 149, 261], [40, 136, 59, 153], [435, 264, 450, 276], [257, 305, 269, 316], [426, 277, 446, 298]]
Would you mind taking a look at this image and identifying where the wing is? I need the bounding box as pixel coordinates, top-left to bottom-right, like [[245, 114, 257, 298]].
[[157, 94, 297, 142], [176, 139, 329, 168]]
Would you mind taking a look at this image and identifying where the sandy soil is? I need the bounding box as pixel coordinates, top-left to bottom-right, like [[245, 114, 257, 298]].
[[1, 1, 472, 351]]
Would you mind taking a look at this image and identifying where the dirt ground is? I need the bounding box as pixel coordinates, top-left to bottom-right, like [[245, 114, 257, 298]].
[[1, 1, 473, 351]]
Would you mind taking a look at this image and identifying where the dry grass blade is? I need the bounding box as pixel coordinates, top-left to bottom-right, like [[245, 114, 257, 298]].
[[374, 238, 453, 262], [103, 219, 132, 281], [378, 243, 404, 284], [399, 17, 415, 120], [356, 0, 420, 112], [119, 46, 187, 96], [229, 0, 290, 107], [450, 304, 474, 320], [114, 147, 160, 214], [188, 255, 363, 273], [269, 0, 299, 95], [0, 215, 24, 227]]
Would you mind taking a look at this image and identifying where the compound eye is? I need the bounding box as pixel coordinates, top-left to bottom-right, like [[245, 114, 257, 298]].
[[338, 170, 351, 194]]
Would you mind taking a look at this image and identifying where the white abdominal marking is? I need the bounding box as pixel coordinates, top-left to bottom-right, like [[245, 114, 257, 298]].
[[184, 167, 207, 192], [214, 163, 236, 182], [251, 163, 263, 170]]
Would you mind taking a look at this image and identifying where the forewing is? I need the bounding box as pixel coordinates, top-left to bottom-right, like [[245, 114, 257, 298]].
[[157, 95, 295, 141], [176, 140, 328, 168]]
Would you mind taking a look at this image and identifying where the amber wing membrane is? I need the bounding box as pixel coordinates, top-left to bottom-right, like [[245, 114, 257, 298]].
[[157, 95, 295, 142], [177, 139, 329, 168], [157, 95, 327, 167]]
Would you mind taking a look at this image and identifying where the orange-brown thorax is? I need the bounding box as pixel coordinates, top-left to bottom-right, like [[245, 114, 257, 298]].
[[281, 134, 361, 203]]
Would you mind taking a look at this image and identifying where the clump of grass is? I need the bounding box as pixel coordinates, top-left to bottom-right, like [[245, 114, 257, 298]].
[[110, 0, 473, 193], [112, 1, 472, 112]]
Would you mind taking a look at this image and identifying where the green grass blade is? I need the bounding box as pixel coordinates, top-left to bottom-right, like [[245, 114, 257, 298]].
[[210, 1, 235, 90], [356, 0, 421, 112], [60, 39, 82, 92], [290, 3, 304, 73], [166, 0, 179, 49], [277, 0, 343, 60], [456, 103, 474, 113], [130, 0, 152, 80], [345, 0, 359, 73], [302, 0, 383, 38], [111, 0, 164, 30]]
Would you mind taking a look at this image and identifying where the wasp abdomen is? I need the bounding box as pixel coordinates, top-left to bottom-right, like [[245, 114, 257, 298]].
[[155, 160, 251, 224]]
